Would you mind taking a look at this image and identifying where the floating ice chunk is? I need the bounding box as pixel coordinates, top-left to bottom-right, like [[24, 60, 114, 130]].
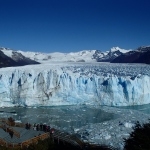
[[137, 74, 142, 78], [104, 134, 111, 140], [124, 122, 134, 128], [12, 113, 17, 115], [95, 135, 100, 139], [74, 128, 80, 132], [15, 120, 22, 123], [63, 127, 67, 130], [66, 120, 71, 122]]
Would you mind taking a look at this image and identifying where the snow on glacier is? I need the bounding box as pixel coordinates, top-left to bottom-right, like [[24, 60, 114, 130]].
[[0, 62, 150, 107]]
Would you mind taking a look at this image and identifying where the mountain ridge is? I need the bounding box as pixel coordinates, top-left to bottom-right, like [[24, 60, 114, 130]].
[[0, 46, 131, 63], [111, 46, 150, 64], [0, 46, 149, 67], [0, 48, 40, 68]]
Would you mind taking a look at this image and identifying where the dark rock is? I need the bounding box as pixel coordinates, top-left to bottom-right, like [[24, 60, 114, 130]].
[[111, 46, 150, 64], [0, 50, 40, 68]]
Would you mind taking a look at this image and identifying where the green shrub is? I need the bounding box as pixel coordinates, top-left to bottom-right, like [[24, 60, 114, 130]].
[[124, 121, 150, 150]]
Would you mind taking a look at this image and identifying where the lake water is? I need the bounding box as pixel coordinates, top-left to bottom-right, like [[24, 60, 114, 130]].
[[1, 104, 150, 133], [116, 103, 150, 114], [0, 105, 118, 132]]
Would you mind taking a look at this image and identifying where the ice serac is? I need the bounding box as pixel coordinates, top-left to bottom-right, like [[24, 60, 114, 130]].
[[0, 64, 150, 107]]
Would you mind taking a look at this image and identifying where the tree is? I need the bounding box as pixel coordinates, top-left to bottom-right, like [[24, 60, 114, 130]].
[[124, 121, 150, 150]]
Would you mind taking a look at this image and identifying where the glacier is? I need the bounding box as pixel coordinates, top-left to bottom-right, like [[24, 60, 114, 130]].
[[0, 62, 150, 107]]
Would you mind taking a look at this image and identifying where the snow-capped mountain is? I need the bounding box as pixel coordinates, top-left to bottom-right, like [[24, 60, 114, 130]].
[[137, 46, 150, 52], [1, 45, 150, 67], [1, 48, 99, 63], [110, 46, 131, 53], [0, 50, 18, 68], [0, 47, 131, 64], [96, 47, 132, 62], [111, 46, 150, 64], [0, 47, 40, 68], [19, 49, 101, 63]]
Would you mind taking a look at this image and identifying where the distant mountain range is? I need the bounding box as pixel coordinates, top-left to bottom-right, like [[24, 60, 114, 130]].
[[0, 46, 132, 63], [111, 46, 150, 64], [0, 46, 149, 68]]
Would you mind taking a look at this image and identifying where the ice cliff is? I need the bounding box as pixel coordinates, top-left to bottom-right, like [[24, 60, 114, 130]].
[[0, 63, 150, 107]]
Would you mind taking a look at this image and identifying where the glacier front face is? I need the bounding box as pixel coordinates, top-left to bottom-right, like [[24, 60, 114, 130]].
[[0, 63, 150, 107]]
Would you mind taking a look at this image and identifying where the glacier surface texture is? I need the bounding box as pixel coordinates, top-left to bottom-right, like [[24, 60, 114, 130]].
[[0, 63, 150, 107]]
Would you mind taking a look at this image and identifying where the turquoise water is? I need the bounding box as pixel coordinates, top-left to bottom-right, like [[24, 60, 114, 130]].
[[1, 103, 150, 132], [0, 105, 117, 132], [116, 103, 150, 114]]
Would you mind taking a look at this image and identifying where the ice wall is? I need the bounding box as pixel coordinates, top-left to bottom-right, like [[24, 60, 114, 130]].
[[0, 64, 150, 107]]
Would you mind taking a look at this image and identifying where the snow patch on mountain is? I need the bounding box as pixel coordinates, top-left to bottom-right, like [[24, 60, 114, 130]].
[[48, 50, 97, 62], [110, 47, 132, 53], [2, 48, 98, 63], [0, 48, 13, 57]]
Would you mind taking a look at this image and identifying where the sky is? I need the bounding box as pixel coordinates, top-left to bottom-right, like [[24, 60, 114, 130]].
[[0, 0, 150, 53]]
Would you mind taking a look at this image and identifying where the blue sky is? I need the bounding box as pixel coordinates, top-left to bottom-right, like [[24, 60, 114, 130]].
[[0, 0, 150, 53]]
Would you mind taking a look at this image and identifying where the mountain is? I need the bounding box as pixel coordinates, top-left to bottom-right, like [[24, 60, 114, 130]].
[[0, 48, 40, 68], [0, 47, 131, 63], [20, 47, 130, 63], [111, 46, 150, 64], [0, 49, 18, 68], [96, 47, 132, 62], [2, 46, 149, 65], [19, 50, 98, 63]]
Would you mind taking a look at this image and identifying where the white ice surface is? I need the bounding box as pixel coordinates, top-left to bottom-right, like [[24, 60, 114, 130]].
[[0, 62, 149, 107]]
